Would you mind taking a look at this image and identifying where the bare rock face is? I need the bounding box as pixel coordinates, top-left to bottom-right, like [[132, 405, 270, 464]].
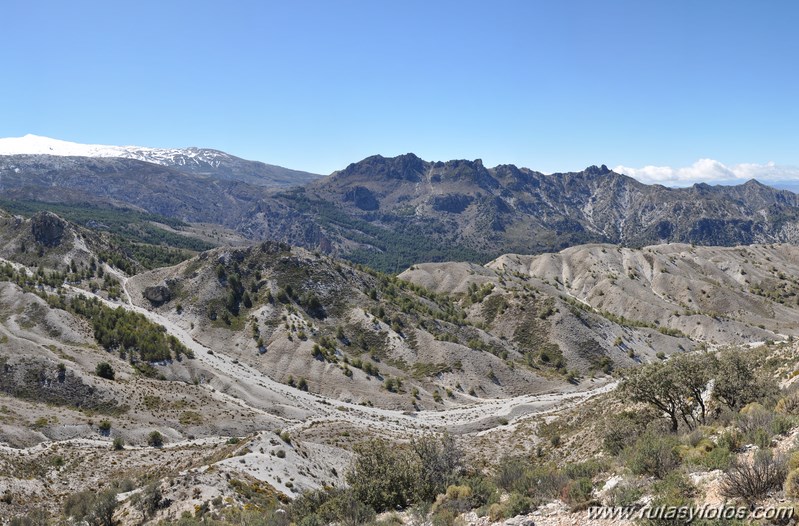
[[344, 186, 379, 211], [30, 212, 66, 247], [143, 284, 172, 305]]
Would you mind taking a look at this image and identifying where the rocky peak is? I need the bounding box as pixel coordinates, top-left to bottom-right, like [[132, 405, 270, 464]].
[[584, 164, 611, 176], [30, 211, 67, 247], [335, 153, 426, 182]]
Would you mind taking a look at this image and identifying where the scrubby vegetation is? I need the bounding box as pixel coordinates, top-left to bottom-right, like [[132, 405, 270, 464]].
[[69, 295, 193, 363], [277, 190, 493, 273], [0, 199, 214, 270]]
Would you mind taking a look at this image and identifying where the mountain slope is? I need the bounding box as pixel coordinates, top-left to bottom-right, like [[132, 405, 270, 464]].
[[249, 154, 799, 271], [4, 148, 799, 274], [0, 134, 321, 187], [6, 209, 799, 521], [402, 242, 799, 348]]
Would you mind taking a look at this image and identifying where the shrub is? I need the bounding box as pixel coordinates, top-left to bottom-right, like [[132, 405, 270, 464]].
[[431, 485, 472, 518], [624, 432, 680, 479], [720, 449, 787, 505], [136, 483, 164, 517], [562, 477, 594, 509], [63, 489, 118, 526], [495, 456, 527, 492], [775, 391, 799, 415], [785, 468, 799, 499], [713, 349, 776, 410], [347, 439, 417, 511], [603, 412, 647, 456], [147, 430, 164, 448], [495, 460, 568, 505], [95, 362, 115, 380], [563, 459, 608, 480], [316, 489, 376, 525], [645, 472, 696, 526], [503, 492, 534, 517], [8, 510, 48, 526], [410, 434, 463, 503], [346, 435, 463, 513], [485, 492, 533, 522], [717, 430, 743, 452], [771, 414, 794, 436], [112, 437, 124, 451], [460, 475, 499, 509], [605, 479, 643, 507], [692, 444, 733, 471], [430, 508, 457, 526]]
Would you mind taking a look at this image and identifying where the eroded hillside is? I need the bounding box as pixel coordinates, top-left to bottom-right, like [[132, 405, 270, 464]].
[[4, 210, 799, 523]]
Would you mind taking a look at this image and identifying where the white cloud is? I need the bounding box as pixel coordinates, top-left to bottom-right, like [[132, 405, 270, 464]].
[[614, 159, 799, 187]]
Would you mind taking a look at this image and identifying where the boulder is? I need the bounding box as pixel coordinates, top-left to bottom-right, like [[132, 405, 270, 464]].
[[143, 285, 172, 305]]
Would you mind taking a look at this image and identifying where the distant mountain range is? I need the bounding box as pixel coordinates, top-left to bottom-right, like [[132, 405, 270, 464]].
[[251, 154, 799, 270], [0, 134, 321, 187], [3, 138, 799, 271]]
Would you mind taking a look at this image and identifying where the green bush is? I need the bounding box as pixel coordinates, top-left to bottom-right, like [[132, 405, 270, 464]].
[[605, 478, 643, 507], [562, 477, 594, 509], [95, 362, 115, 380], [147, 430, 164, 448], [771, 414, 794, 436], [503, 492, 534, 517], [644, 472, 696, 526], [98, 419, 111, 434], [135, 483, 164, 518], [624, 432, 680, 479], [485, 492, 533, 522], [316, 489, 376, 526], [8, 510, 49, 526], [785, 468, 799, 499], [460, 475, 499, 509], [692, 444, 733, 471], [346, 439, 418, 511], [346, 435, 462, 513], [63, 489, 118, 526], [717, 430, 742, 451], [713, 349, 777, 410], [563, 459, 608, 480], [603, 412, 648, 456]]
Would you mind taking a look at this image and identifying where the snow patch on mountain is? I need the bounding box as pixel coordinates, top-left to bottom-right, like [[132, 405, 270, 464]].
[[0, 134, 233, 169]]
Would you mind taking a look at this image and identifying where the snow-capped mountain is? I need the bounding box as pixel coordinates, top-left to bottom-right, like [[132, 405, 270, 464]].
[[0, 134, 227, 166], [0, 134, 321, 187]]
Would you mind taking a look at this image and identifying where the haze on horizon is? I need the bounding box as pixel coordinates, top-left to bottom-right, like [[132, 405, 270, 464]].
[[2, 0, 797, 187]]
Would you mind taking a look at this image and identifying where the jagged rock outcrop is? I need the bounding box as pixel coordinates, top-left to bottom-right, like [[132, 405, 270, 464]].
[[30, 211, 66, 246]]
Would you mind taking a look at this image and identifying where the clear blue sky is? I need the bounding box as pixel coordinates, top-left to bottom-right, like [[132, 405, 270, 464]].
[[2, 0, 798, 179]]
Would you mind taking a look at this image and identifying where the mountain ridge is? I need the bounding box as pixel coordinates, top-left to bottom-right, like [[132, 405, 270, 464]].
[[0, 134, 322, 187], [249, 153, 799, 270], [4, 145, 799, 272]]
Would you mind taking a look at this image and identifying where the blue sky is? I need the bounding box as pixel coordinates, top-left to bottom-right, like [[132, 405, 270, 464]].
[[2, 0, 798, 184]]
